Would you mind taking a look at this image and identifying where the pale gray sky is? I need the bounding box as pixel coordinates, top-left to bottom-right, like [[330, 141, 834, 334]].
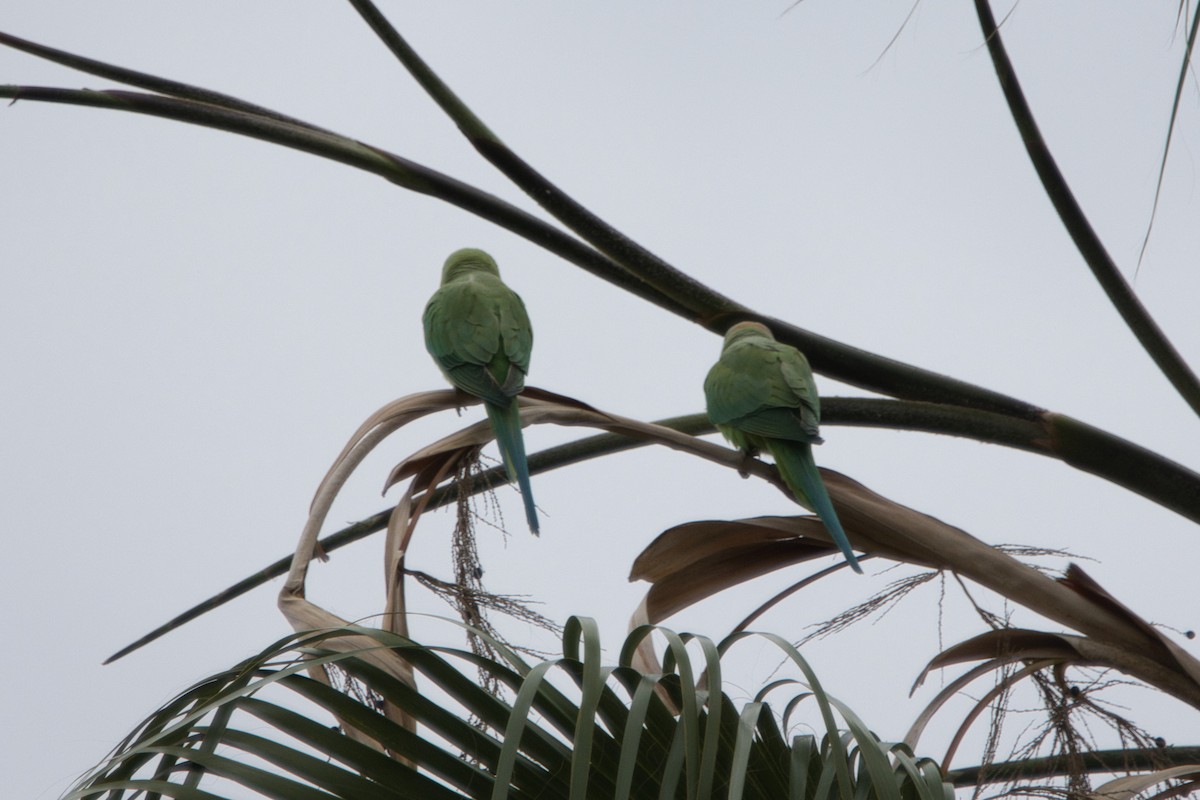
[[4, 3, 1199, 798]]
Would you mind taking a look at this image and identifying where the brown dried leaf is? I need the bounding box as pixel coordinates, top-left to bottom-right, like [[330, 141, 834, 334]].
[[382, 392, 690, 493], [1092, 767, 1200, 800], [630, 517, 834, 622], [627, 597, 663, 678], [913, 629, 1086, 691], [521, 385, 604, 413], [823, 472, 1196, 677], [276, 587, 418, 751], [1062, 564, 1200, 685], [383, 419, 492, 493], [629, 469, 1200, 710], [630, 516, 830, 582], [311, 390, 462, 512]]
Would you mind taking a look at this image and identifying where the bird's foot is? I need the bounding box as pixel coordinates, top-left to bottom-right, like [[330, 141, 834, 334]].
[[311, 540, 330, 563], [737, 450, 757, 479], [452, 387, 473, 416]]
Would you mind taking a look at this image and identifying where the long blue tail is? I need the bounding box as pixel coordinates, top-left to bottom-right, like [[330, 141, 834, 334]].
[[771, 441, 862, 573], [485, 400, 540, 535]]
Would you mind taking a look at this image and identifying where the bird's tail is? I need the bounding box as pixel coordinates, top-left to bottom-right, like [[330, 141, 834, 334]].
[[485, 400, 540, 535], [770, 441, 862, 573]]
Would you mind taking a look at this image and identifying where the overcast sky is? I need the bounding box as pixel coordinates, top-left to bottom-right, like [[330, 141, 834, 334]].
[[4, 3, 1199, 798]]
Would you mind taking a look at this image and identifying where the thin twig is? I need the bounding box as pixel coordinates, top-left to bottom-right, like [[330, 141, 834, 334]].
[[1136, 3, 1200, 276]]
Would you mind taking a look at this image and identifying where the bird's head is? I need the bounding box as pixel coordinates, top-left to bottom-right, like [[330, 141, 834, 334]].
[[442, 248, 501, 283], [722, 321, 774, 348]]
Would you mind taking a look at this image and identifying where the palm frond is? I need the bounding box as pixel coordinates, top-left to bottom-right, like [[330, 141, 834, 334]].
[[68, 620, 955, 800]]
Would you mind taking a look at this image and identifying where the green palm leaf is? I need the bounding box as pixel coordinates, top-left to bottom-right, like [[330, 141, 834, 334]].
[[68, 620, 954, 800]]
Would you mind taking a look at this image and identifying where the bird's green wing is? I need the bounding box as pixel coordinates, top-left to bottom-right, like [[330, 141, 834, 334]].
[[705, 338, 820, 443], [423, 275, 530, 405], [704, 350, 767, 426], [775, 342, 821, 437], [494, 284, 532, 394]]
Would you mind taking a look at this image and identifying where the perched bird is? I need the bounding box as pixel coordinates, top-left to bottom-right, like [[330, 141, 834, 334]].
[[703, 321, 861, 573], [423, 248, 539, 534]]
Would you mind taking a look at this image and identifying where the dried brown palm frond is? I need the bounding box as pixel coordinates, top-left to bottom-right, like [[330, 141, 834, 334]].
[[630, 479, 1200, 709], [628, 470, 1200, 792]]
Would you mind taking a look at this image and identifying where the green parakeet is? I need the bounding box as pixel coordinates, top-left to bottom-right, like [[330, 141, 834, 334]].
[[423, 248, 539, 535], [704, 321, 862, 573]]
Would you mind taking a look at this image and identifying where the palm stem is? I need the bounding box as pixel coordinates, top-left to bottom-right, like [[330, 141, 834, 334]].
[[972, 0, 1200, 417], [338, 3, 1045, 419], [0, 83, 692, 317], [946, 745, 1200, 787]]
